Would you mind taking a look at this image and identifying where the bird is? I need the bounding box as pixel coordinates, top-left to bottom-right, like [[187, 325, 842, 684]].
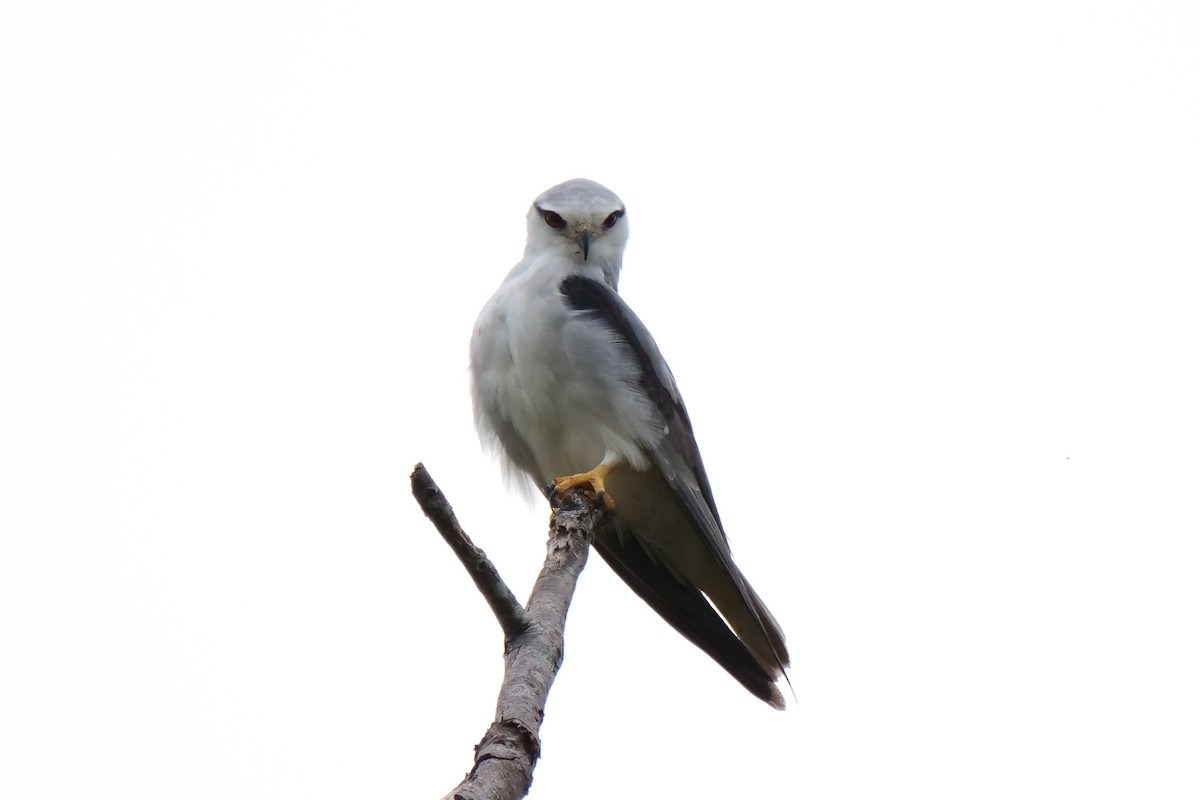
[[469, 178, 790, 707]]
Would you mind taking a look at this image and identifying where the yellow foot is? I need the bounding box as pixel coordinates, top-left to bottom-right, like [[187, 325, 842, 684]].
[[551, 463, 617, 512]]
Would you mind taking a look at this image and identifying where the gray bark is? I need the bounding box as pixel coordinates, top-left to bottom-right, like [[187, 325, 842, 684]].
[[410, 463, 601, 800]]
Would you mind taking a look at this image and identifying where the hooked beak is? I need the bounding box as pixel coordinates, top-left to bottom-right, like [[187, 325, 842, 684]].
[[575, 229, 593, 261]]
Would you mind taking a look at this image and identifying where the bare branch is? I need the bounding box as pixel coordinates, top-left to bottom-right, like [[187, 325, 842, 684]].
[[410, 463, 601, 800], [411, 463, 528, 638]]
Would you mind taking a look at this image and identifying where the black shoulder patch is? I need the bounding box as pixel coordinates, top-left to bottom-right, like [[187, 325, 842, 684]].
[[559, 274, 610, 315], [559, 276, 675, 416]]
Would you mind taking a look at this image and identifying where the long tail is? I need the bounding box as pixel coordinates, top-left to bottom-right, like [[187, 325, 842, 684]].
[[593, 527, 788, 708]]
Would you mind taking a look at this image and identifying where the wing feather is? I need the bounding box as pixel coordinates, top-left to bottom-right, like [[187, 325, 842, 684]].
[[560, 276, 790, 694]]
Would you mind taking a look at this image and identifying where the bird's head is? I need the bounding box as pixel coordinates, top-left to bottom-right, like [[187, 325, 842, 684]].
[[525, 178, 628, 286]]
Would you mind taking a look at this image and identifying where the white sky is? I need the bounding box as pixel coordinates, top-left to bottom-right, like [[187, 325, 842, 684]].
[[2, 1, 1198, 798]]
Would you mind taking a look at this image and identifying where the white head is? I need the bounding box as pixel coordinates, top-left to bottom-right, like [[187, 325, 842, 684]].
[[525, 178, 628, 289]]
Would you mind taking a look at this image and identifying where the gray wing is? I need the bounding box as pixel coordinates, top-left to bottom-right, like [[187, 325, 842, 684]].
[[559, 277, 719, 511], [560, 276, 789, 706]]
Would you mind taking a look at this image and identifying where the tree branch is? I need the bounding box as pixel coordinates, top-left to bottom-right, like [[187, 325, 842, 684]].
[[410, 463, 602, 800], [411, 463, 529, 638]]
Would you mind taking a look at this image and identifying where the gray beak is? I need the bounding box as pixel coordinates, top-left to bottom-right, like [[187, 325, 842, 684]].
[[576, 230, 592, 260]]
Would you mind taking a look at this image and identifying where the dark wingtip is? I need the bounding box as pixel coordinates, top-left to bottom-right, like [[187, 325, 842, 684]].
[[745, 668, 787, 710], [593, 529, 790, 710]]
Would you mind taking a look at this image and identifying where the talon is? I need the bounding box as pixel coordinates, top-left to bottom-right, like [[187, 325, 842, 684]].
[[551, 462, 617, 510]]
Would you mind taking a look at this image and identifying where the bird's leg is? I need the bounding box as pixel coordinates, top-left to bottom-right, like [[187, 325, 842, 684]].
[[550, 460, 618, 512]]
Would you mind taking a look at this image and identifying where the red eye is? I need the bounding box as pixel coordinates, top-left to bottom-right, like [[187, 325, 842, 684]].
[[538, 208, 567, 229], [602, 208, 626, 229]]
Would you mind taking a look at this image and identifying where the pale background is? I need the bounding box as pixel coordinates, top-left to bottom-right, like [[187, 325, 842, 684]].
[[2, 2, 1198, 798]]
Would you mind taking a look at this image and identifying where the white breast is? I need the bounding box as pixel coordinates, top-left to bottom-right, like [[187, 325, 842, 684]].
[[470, 256, 660, 487]]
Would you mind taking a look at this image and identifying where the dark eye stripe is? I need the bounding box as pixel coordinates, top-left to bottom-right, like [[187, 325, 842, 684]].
[[537, 207, 567, 230], [602, 208, 626, 229]]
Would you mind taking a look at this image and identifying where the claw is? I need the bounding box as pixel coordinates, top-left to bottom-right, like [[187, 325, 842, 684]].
[[550, 462, 617, 511]]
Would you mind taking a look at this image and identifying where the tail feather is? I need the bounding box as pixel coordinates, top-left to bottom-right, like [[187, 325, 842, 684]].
[[594, 526, 787, 708]]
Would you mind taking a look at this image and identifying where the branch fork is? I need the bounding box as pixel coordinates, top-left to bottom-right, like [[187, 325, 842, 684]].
[[410, 463, 602, 800]]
